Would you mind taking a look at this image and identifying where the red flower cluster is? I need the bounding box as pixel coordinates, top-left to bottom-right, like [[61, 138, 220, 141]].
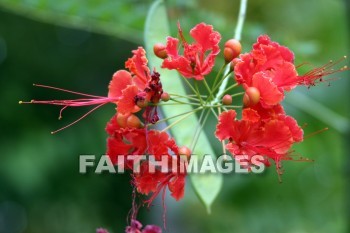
[[21, 21, 348, 232], [215, 107, 303, 175], [105, 47, 187, 203], [215, 35, 347, 176], [234, 35, 344, 108]]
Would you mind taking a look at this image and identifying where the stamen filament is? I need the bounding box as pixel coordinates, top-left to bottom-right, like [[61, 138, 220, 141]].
[[51, 103, 107, 134]]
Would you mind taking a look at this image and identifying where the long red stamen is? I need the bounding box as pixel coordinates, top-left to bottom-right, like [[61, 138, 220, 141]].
[[304, 127, 328, 140], [51, 103, 107, 134], [298, 56, 349, 87], [33, 83, 105, 98], [19, 84, 119, 133]]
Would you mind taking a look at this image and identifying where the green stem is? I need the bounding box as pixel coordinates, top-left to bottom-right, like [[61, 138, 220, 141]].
[[203, 79, 213, 103], [222, 83, 239, 95], [161, 109, 199, 132], [191, 110, 211, 152], [212, 0, 248, 104], [208, 63, 226, 100], [151, 107, 202, 126], [231, 92, 244, 98], [169, 98, 201, 106], [190, 109, 206, 150], [194, 80, 204, 105], [169, 94, 201, 102]]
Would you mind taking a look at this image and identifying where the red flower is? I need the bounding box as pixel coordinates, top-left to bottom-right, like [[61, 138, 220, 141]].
[[106, 114, 186, 203], [106, 114, 147, 167], [215, 109, 303, 173], [234, 35, 348, 108], [161, 22, 221, 80], [109, 47, 163, 124], [234, 35, 298, 107], [132, 130, 186, 203]]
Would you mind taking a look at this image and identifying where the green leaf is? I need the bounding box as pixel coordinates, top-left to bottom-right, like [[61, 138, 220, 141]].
[[0, 0, 152, 43], [144, 0, 222, 213], [285, 90, 350, 133]]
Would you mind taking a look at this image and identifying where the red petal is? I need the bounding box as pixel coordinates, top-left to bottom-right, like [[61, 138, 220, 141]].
[[250, 103, 285, 121], [168, 175, 185, 201], [105, 114, 120, 136], [280, 115, 304, 142], [125, 47, 150, 89], [106, 137, 132, 165], [134, 163, 162, 195], [164, 36, 180, 58], [108, 70, 132, 99], [252, 72, 284, 107], [260, 120, 293, 154], [234, 53, 255, 86], [242, 108, 260, 122], [271, 62, 298, 91], [190, 23, 221, 54], [215, 110, 237, 141], [117, 85, 140, 114]]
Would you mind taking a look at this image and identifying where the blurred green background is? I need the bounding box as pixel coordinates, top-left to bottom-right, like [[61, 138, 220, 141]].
[[0, 0, 349, 232]]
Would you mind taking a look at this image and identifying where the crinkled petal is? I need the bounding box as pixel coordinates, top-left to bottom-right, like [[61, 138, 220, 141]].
[[108, 70, 132, 99], [260, 119, 294, 154], [164, 36, 180, 58], [280, 115, 304, 142], [107, 137, 132, 165], [215, 110, 237, 140], [252, 72, 284, 107], [118, 85, 140, 114], [270, 62, 298, 91], [168, 175, 185, 201], [242, 108, 260, 122], [190, 23, 221, 54], [125, 47, 150, 89]]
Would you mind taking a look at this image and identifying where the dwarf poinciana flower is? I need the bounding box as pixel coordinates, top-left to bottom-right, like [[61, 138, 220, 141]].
[[215, 108, 303, 174], [234, 35, 348, 108], [161, 22, 221, 80], [106, 113, 186, 203]]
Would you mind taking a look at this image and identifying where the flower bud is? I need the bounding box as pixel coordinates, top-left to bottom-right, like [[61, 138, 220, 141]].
[[153, 43, 168, 59], [222, 94, 232, 105], [161, 92, 170, 102], [126, 114, 142, 128], [230, 58, 239, 71], [243, 87, 260, 107], [116, 113, 128, 128], [136, 99, 148, 108], [178, 146, 191, 159], [224, 39, 242, 63]]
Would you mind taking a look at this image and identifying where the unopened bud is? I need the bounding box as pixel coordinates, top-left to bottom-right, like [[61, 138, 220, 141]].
[[161, 92, 170, 102], [243, 87, 260, 107], [153, 43, 168, 59], [116, 113, 128, 128], [224, 39, 242, 63], [222, 94, 232, 105], [178, 146, 191, 159], [230, 58, 239, 71], [126, 114, 142, 128], [136, 99, 148, 108]]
